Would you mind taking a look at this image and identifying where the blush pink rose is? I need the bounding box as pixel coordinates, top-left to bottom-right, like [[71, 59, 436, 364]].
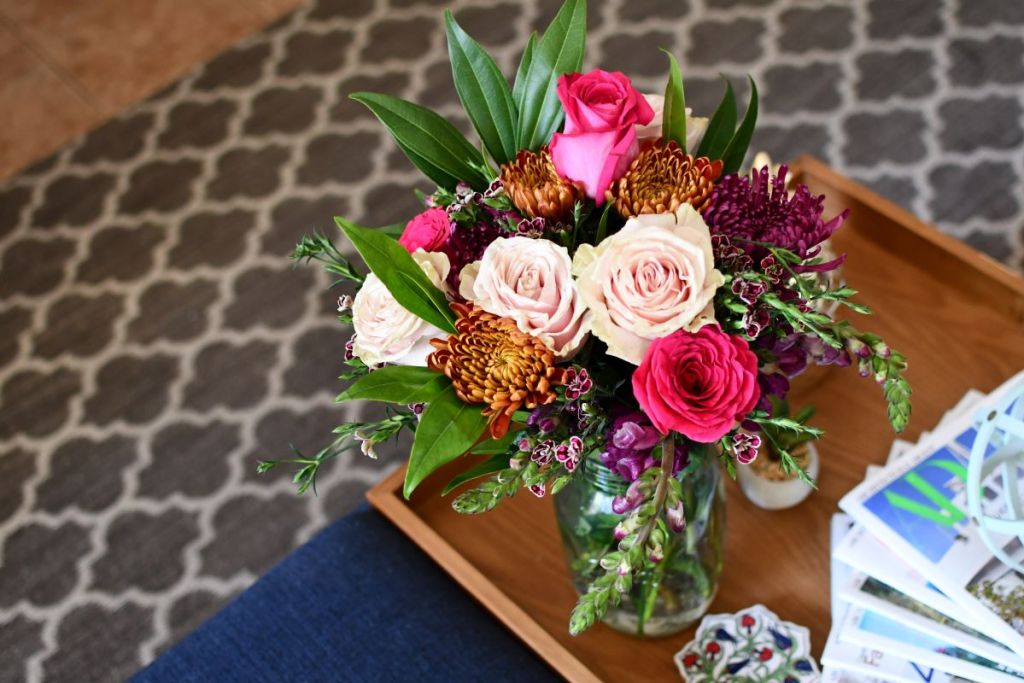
[[632, 326, 761, 442], [549, 70, 654, 204], [459, 236, 590, 358], [571, 204, 724, 365], [399, 207, 451, 253]]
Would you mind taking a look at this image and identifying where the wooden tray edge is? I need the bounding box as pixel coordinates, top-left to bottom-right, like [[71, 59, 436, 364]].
[[791, 156, 1024, 301], [367, 466, 602, 683]]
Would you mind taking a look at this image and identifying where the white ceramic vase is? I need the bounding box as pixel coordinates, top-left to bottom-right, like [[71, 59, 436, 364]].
[[736, 442, 819, 511]]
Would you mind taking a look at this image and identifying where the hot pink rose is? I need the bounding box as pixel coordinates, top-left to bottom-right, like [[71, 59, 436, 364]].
[[549, 70, 654, 204], [399, 208, 451, 253], [632, 326, 760, 442]]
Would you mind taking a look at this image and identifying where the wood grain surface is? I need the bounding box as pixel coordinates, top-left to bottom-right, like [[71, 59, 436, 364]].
[[368, 157, 1024, 682]]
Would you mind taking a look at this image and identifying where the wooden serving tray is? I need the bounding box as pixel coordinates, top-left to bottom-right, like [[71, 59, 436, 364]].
[[367, 157, 1024, 682]]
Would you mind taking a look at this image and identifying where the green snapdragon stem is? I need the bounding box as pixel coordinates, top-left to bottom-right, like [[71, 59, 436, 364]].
[[635, 433, 677, 636]]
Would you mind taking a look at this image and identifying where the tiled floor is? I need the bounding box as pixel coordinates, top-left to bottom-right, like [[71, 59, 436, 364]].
[[0, 0, 303, 181]]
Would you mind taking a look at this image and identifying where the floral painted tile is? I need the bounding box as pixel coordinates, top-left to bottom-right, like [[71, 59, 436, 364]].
[[675, 604, 821, 682]]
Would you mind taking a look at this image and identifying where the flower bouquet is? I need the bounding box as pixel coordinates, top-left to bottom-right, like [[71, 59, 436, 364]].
[[260, 0, 911, 637]]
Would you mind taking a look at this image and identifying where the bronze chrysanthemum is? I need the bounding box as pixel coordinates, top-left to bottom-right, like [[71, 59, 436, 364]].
[[607, 141, 723, 218], [500, 147, 584, 224], [428, 303, 567, 439]]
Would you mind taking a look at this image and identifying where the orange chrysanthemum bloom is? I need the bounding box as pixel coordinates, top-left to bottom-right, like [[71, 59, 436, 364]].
[[428, 303, 567, 439], [607, 140, 724, 218], [500, 147, 584, 223]]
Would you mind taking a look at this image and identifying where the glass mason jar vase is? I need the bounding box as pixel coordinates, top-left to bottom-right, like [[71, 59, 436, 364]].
[[554, 451, 726, 637]]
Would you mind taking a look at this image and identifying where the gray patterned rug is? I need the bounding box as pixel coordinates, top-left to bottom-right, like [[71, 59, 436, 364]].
[[1, 0, 1022, 680]]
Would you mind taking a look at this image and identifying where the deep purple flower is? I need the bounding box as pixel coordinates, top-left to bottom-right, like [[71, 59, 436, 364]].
[[564, 368, 593, 400], [742, 307, 772, 340], [801, 335, 851, 367], [555, 436, 584, 472], [731, 278, 767, 305], [527, 405, 554, 427], [538, 416, 560, 433], [612, 478, 649, 514], [756, 372, 790, 412], [732, 432, 762, 465], [763, 333, 851, 378], [772, 334, 809, 377], [527, 405, 561, 434], [484, 178, 504, 198], [601, 409, 687, 482], [564, 401, 597, 432], [516, 216, 546, 238], [444, 221, 506, 290], [611, 420, 661, 451], [531, 440, 555, 465], [703, 165, 849, 267]]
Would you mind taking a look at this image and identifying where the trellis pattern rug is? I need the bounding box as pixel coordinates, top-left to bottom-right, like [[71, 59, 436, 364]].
[[1, 0, 1022, 680]]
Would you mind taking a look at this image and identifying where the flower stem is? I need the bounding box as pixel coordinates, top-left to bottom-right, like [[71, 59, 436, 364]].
[[634, 433, 675, 551], [632, 433, 676, 635]]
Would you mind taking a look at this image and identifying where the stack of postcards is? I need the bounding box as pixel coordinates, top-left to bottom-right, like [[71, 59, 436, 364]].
[[822, 371, 1024, 683]]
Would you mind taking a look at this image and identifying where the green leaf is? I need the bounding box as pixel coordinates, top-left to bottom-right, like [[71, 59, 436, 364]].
[[336, 218, 457, 334], [595, 201, 613, 243], [337, 366, 450, 404], [660, 50, 686, 151], [720, 77, 759, 175], [515, 0, 587, 151], [404, 385, 489, 498], [350, 92, 490, 190], [469, 429, 519, 455], [378, 222, 405, 238], [695, 77, 736, 161], [512, 32, 538, 108], [793, 403, 816, 425], [445, 11, 518, 165], [442, 452, 510, 495]]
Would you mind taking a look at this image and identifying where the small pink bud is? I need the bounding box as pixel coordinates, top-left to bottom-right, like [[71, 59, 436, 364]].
[[666, 502, 687, 534]]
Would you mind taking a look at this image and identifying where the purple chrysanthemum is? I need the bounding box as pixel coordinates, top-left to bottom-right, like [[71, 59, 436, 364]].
[[703, 165, 849, 268]]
